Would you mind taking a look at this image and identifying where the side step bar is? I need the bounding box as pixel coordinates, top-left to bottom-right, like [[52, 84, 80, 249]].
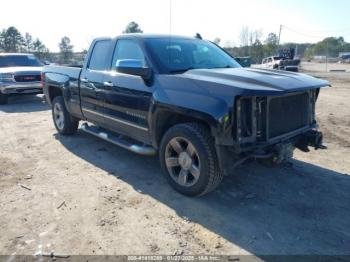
[[80, 123, 156, 156]]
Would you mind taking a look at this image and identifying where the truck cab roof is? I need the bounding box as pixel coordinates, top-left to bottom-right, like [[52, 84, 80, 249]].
[[92, 34, 197, 43], [115, 34, 196, 40], [0, 53, 34, 56]]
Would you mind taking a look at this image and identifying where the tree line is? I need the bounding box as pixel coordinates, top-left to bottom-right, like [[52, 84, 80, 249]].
[[0, 26, 74, 64], [0, 22, 142, 64], [225, 27, 350, 63], [222, 28, 281, 64], [1, 23, 349, 65], [304, 37, 350, 58]]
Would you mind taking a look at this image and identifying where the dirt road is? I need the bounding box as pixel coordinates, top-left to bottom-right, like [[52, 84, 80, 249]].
[[0, 70, 349, 258]]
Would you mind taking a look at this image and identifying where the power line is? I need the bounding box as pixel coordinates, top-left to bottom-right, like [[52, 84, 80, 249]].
[[282, 25, 350, 39], [284, 25, 350, 34], [283, 26, 331, 39]]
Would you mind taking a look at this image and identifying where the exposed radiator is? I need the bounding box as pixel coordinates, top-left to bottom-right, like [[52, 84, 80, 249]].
[[268, 93, 309, 138]]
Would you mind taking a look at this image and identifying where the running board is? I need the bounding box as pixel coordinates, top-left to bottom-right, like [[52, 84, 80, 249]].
[[80, 123, 156, 156]]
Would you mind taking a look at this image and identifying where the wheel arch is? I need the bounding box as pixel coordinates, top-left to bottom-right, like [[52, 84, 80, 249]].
[[47, 85, 63, 105], [43, 71, 71, 106], [151, 105, 219, 149]]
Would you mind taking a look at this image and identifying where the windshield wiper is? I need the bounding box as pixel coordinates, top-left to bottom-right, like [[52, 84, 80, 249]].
[[169, 67, 195, 74], [169, 65, 233, 73], [210, 65, 233, 69]]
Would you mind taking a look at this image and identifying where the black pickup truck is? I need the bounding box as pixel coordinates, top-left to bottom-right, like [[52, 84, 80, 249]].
[[43, 34, 329, 196]]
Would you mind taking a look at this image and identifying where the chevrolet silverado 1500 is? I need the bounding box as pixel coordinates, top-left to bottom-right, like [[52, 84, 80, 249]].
[[42, 34, 329, 196], [0, 53, 43, 104]]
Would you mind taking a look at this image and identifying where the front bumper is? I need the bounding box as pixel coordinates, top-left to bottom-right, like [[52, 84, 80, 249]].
[[0, 82, 42, 95], [217, 129, 325, 175]]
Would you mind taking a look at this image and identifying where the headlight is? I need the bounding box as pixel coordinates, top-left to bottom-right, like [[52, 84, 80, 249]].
[[0, 73, 15, 82]]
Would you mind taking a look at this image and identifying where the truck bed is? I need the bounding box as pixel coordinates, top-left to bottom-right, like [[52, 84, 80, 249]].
[[43, 65, 82, 79]]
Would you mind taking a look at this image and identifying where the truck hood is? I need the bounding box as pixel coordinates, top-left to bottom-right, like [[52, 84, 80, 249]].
[[0, 66, 43, 74], [181, 68, 329, 95]]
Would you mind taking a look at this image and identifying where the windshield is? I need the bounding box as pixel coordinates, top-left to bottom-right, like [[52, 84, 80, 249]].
[[0, 55, 42, 68], [144, 38, 241, 73]]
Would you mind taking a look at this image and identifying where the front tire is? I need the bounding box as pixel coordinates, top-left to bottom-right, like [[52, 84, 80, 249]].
[[159, 123, 223, 196], [52, 96, 79, 135], [0, 93, 8, 105]]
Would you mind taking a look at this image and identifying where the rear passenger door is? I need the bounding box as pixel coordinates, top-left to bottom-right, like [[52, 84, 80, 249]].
[[80, 39, 112, 125], [102, 39, 152, 144]]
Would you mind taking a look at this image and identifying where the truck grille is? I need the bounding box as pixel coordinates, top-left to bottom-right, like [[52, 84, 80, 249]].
[[14, 74, 41, 82], [268, 93, 309, 138]]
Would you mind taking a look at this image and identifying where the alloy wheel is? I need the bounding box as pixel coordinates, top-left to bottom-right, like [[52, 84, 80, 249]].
[[53, 103, 65, 130], [165, 137, 201, 187]]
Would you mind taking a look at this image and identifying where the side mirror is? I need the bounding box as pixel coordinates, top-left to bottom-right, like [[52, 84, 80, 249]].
[[116, 59, 151, 79]]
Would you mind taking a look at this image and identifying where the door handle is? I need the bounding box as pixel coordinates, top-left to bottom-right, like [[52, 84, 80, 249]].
[[103, 81, 113, 87], [81, 77, 96, 89]]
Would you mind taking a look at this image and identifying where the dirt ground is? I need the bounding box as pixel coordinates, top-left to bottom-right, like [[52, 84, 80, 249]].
[[0, 64, 349, 258]]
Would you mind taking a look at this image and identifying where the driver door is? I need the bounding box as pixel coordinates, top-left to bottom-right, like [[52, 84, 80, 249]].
[[101, 39, 152, 144]]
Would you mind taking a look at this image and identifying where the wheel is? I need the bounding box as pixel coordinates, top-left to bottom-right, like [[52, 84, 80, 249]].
[[52, 96, 79, 135], [0, 93, 8, 105], [159, 123, 223, 196]]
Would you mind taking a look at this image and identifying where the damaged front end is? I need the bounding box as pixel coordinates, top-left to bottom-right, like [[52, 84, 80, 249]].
[[218, 88, 327, 174]]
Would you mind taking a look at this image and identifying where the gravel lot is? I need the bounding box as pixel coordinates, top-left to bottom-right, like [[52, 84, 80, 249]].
[[0, 65, 349, 258]]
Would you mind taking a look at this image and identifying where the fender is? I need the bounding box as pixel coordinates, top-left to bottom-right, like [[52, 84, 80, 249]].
[[44, 71, 83, 118], [150, 86, 235, 148]]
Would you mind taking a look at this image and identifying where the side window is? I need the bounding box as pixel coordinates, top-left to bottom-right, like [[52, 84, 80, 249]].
[[112, 40, 145, 69], [88, 40, 111, 71]]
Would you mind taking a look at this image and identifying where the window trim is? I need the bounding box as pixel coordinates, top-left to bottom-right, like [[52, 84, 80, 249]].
[[87, 39, 112, 71], [109, 38, 147, 70]]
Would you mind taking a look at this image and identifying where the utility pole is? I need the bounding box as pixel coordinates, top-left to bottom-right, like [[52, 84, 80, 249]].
[[169, 0, 172, 34], [276, 24, 282, 55], [326, 40, 329, 72], [278, 24, 282, 46]]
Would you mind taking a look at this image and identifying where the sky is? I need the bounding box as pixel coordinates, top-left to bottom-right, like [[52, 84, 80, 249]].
[[0, 0, 349, 52]]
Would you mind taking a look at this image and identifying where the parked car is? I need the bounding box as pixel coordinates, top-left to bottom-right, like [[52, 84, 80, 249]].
[[235, 56, 251, 67], [42, 34, 329, 196], [0, 53, 43, 104], [258, 56, 300, 72]]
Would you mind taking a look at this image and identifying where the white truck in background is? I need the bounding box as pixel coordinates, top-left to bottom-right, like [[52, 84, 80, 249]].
[[258, 56, 300, 72], [254, 48, 301, 72]]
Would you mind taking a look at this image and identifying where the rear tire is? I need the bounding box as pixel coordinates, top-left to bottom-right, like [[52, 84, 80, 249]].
[[0, 93, 8, 105], [159, 123, 223, 196], [52, 96, 79, 135]]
